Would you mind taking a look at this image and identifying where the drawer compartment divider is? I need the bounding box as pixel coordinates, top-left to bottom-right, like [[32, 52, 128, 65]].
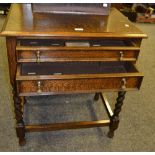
[[25, 120, 110, 132]]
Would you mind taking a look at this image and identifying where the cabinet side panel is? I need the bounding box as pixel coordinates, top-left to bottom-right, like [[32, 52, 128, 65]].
[[6, 37, 17, 86]]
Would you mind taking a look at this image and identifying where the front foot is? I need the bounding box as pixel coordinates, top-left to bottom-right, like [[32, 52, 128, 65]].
[[19, 138, 26, 146], [107, 131, 114, 138]]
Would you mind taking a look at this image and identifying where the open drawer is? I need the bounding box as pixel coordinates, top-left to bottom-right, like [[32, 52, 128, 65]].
[[16, 38, 140, 62], [16, 62, 143, 96]]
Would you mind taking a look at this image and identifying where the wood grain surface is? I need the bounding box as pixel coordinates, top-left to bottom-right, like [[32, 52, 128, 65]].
[[1, 4, 147, 38]]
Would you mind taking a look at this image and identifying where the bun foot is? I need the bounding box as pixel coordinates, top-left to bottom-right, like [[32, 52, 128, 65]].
[[107, 131, 114, 138], [19, 138, 26, 146]]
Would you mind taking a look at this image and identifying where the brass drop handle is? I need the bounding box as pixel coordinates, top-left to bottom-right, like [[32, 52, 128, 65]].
[[37, 81, 42, 93], [36, 51, 40, 63], [119, 51, 124, 61], [121, 78, 127, 90]]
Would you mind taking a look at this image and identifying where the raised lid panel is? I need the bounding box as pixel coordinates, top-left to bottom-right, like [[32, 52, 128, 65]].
[[32, 3, 111, 15]]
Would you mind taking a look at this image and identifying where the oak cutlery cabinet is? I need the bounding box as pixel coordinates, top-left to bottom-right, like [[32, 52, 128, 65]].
[[1, 4, 147, 146]]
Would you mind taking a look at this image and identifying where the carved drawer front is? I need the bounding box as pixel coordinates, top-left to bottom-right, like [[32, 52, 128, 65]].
[[16, 62, 143, 96], [16, 38, 141, 62]]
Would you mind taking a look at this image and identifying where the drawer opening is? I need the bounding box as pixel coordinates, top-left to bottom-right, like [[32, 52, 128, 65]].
[[18, 38, 137, 47], [89, 39, 134, 47], [18, 39, 65, 47], [20, 62, 138, 76]]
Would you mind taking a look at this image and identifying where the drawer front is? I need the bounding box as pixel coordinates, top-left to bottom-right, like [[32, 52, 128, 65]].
[[17, 77, 142, 96], [17, 50, 139, 62]]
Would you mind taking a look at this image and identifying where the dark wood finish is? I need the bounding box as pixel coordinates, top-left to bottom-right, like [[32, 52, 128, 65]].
[[0, 4, 146, 146], [108, 91, 126, 138], [25, 120, 110, 132]]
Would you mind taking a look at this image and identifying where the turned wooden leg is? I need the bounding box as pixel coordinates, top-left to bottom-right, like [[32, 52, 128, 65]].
[[13, 91, 26, 146], [108, 91, 126, 138], [94, 93, 100, 101]]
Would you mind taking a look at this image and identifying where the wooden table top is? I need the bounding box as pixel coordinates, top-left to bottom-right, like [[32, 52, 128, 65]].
[[1, 4, 147, 38]]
